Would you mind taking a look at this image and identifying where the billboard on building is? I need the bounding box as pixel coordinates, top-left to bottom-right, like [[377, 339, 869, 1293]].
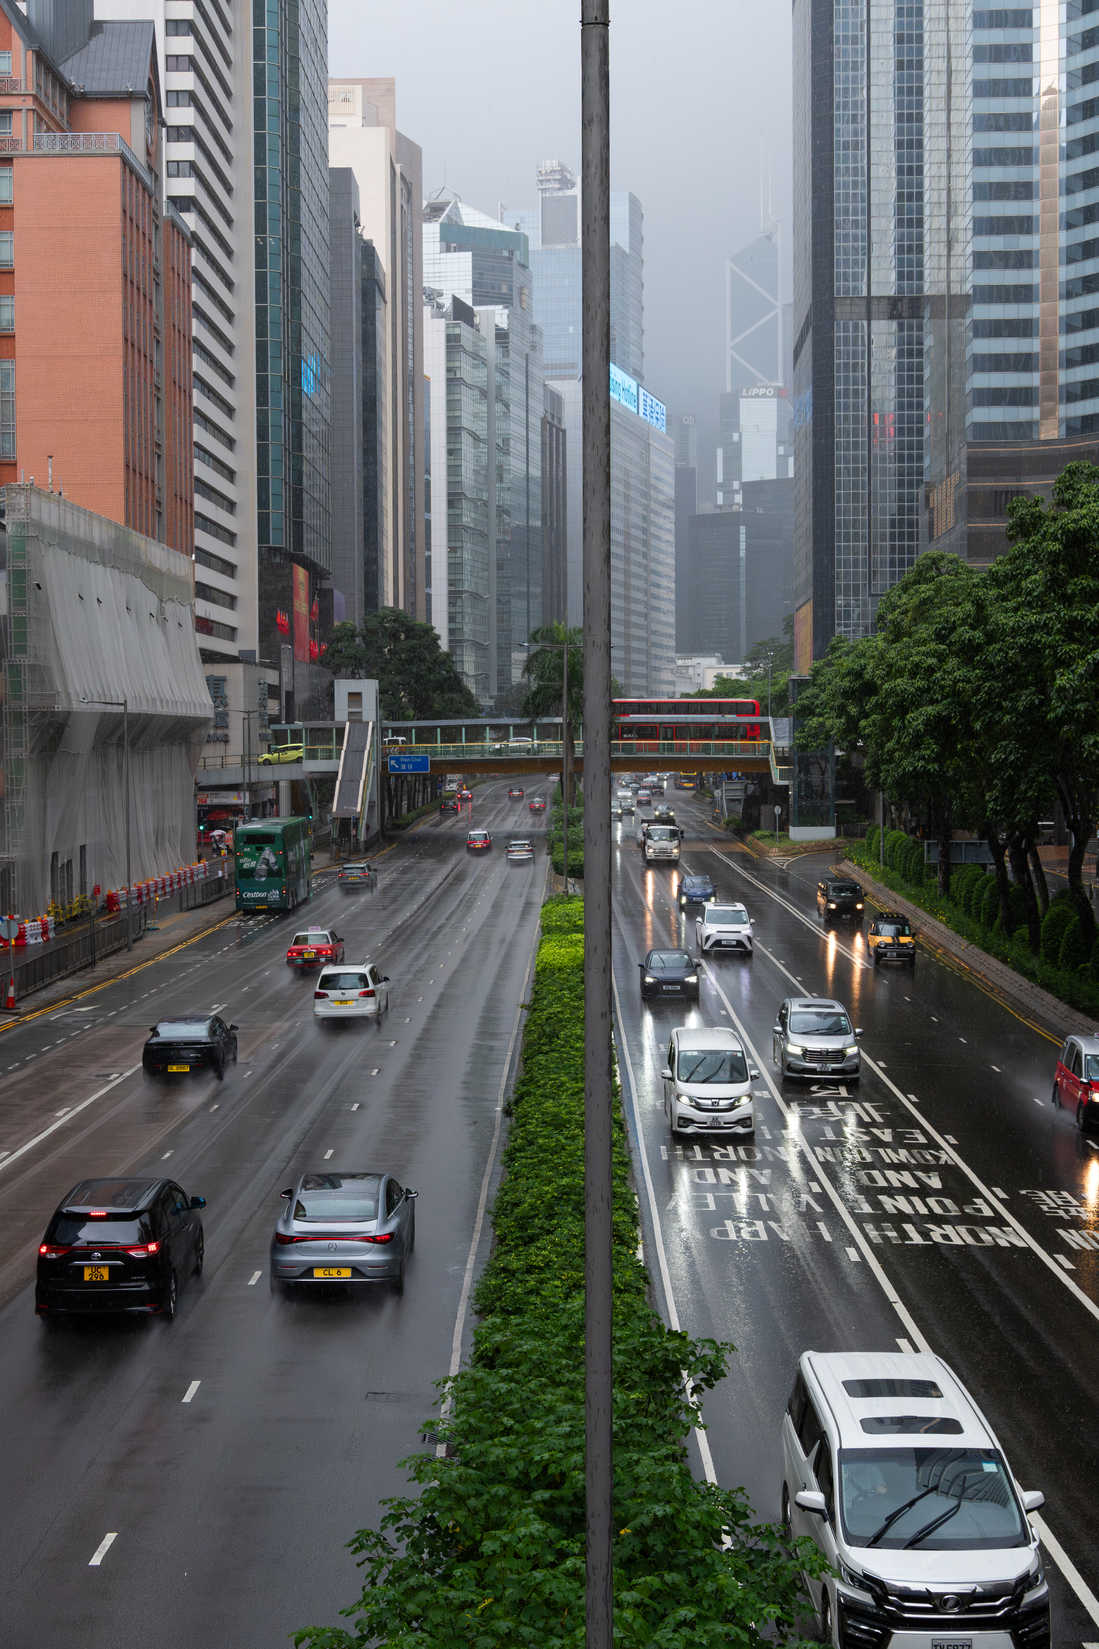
[[292, 565, 309, 664]]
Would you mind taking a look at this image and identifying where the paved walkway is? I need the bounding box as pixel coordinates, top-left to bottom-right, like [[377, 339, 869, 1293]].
[[839, 858, 1094, 1043]]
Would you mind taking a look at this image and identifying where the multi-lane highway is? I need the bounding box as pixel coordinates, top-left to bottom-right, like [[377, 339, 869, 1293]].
[[0, 781, 545, 1647], [615, 789, 1099, 1646], [1, 777, 1098, 1645]]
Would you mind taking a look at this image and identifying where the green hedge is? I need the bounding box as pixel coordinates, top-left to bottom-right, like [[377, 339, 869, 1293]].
[[294, 896, 818, 1649], [549, 797, 585, 879], [848, 840, 1099, 1019]]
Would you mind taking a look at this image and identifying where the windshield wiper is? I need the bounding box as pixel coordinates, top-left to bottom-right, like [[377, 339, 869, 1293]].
[[902, 1500, 961, 1549], [866, 1486, 937, 1547]]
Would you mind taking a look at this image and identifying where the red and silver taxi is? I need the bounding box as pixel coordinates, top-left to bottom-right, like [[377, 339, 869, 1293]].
[[466, 829, 492, 853], [1052, 1034, 1099, 1129], [286, 928, 345, 970]]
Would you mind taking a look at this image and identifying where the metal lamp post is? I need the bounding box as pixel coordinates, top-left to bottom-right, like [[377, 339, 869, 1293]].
[[80, 696, 132, 950]]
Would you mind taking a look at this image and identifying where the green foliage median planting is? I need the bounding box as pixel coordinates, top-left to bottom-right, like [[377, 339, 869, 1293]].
[[549, 796, 584, 879], [294, 893, 816, 1649]]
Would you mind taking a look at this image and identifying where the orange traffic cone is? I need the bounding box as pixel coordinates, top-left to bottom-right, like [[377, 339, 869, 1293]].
[[4, 975, 15, 1011]]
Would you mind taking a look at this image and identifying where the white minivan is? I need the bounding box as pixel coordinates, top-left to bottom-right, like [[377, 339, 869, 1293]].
[[782, 1350, 1048, 1648]]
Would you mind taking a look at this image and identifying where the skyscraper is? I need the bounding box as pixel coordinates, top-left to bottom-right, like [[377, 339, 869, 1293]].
[[255, 0, 332, 714], [328, 78, 425, 620], [958, 8, 1099, 564], [791, 0, 969, 671]]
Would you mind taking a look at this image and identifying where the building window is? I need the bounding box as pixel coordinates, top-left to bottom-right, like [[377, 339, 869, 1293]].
[[0, 359, 15, 458], [0, 295, 13, 331], [0, 166, 11, 204], [0, 52, 11, 76], [0, 112, 12, 136], [0, 231, 12, 267]]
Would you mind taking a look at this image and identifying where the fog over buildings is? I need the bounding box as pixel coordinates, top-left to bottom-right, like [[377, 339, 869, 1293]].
[[326, 0, 794, 477]]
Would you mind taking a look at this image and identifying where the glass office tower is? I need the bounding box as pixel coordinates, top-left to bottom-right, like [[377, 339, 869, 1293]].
[[791, 0, 969, 669], [253, 0, 332, 699]]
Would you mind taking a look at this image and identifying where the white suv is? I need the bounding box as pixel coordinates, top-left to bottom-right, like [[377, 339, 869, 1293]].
[[695, 899, 753, 955], [313, 963, 390, 1023], [662, 1026, 757, 1138], [783, 1350, 1048, 1648]]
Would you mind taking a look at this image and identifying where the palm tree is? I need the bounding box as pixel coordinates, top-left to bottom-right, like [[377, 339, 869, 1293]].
[[522, 623, 583, 806]]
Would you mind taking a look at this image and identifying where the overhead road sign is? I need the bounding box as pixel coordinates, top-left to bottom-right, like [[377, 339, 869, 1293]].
[[388, 752, 430, 774]]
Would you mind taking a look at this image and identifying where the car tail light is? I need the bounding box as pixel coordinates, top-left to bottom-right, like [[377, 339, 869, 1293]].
[[125, 1240, 162, 1258], [38, 1243, 71, 1258], [358, 988, 375, 998], [353, 1233, 392, 1244], [274, 1232, 313, 1244], [88, 1209, 110, 1217], [314, 990, 328, 999]]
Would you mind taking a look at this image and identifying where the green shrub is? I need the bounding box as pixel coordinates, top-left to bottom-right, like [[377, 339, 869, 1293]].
[[1090, 935, 1099, 982], [963, 870, 992, 919], [979, 877, 1000, 932], [865, 825, 881, 861], [1007, 883, 1029, 933], [1059, 916, 1090, 972], [1041, 899, 1077, 963], [294, 899, 818, 1649]]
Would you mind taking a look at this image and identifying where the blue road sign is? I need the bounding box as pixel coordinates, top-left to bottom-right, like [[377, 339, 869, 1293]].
[[388, 752, 430, 774]]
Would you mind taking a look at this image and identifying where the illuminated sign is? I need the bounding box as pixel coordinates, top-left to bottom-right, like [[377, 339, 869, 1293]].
[[609, 363, 638, 414], [742, 384, 778, 399], [638, 386, 666, 431], [292, 565, 309, 665]]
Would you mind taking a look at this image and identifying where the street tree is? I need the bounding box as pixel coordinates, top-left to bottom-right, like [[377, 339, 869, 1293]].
[[323, 610, 479, 722], [522, 623, 583, 804]]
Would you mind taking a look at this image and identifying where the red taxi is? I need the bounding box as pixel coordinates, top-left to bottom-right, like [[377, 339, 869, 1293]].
[[1052, 1034, 1099, 1129], [286, 928, 345, 970], [466, 829, 492, 853], [528, 796, 547, 814]]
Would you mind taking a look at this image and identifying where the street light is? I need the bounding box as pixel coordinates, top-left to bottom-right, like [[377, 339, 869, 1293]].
[[80, 695, 132, 951]]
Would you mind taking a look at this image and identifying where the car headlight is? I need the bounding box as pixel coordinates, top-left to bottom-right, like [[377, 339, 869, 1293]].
[[643, 975, 656, 984], [838, 1559, 873, 1594], [828, 901, 837, 909], [786, 1044, 804, 1057], [1024, 1555, 1044, 1592], [844, 1045, 859, 1057], [856, 902, 863, 910], [685, 974, 698, 985]]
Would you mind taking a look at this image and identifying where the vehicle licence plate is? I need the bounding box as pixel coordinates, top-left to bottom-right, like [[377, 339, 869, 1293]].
[[931, 1641, 972, 1649], [303, 950, 315, 959], [312, 1267, 351, 1279], [168, 1064, 190, 1072], [84, 1265, 109, 1281], [333, 999, 353, 1007], [662, 985, 679, 992]]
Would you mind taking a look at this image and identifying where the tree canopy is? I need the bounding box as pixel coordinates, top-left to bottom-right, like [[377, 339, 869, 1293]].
[[686, 615, 795, 717], [794, 461, 1099, 942], [323, 609, 480, 722]]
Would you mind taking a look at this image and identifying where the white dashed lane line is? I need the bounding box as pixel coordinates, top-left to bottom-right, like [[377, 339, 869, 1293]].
[[248, 1271, 261, 1286], [181, 1381, 201, 1404], [88, 1533, 117, 1568]]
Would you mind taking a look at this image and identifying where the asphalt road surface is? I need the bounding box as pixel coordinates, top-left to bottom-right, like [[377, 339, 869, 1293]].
[[0, 781, 545, 1648], [4, 776, 1099, 1646], [615, 788, 1099, 1646]]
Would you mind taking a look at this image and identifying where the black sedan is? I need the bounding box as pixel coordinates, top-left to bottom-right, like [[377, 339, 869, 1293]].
[[36, 1176, 206, 1321], [508, 786, 525, 799], [677, 872, 715, 908], [639, 948, 701, 1001], [143, 1014, 238, 1080]]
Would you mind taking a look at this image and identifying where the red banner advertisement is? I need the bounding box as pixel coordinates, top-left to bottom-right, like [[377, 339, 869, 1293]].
[[292, 565, 309, 664]]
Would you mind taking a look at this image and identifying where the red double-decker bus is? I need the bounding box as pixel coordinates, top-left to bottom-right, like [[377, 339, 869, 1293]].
[[613, 697, 762, 749]]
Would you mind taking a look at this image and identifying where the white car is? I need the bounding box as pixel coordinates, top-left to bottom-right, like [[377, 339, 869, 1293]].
[[662, 1026, 757, 1138], [695, 900, 754, 955], [505, 838, 534, 863], [313, 962, 390, 1023]]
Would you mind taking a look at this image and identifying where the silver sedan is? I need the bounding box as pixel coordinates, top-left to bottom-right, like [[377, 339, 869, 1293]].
[[269, 1171, 417, 1296]]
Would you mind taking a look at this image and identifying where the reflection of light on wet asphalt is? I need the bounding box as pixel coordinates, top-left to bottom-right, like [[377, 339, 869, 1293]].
[[1083, 1155, 1099, 1217]]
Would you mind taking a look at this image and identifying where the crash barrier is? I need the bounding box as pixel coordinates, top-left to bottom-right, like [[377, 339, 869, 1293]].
[[6, 906, 149, 999]]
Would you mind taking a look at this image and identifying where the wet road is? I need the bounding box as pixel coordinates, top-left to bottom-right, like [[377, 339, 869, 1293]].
[[0, 782, 545, 1648], [614, 790, 1099, 1645]]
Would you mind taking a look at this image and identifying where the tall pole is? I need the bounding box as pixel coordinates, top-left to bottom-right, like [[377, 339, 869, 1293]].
[[581, 0, 613, 1644], [123, 698, 132, 951], [562, 637, 569, 888]]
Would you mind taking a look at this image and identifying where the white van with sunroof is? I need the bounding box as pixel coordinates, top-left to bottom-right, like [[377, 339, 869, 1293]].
[[782, 1350, 1049, 1648]]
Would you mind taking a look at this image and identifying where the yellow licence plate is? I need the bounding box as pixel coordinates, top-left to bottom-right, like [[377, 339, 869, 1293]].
[[167, 1064, 190, 1072], [84, 1265, 110, 1282], [333, 998, 353, 1006], [303, 951, 315, 959], [312, 1267, 351, 1279]]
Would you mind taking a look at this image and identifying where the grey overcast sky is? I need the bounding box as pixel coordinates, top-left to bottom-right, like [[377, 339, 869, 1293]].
[[328, 0, 793, 492]]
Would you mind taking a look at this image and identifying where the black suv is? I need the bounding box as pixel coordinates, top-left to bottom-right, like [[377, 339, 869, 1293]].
[[816, 877, 864, 923], [36, 1176, 206, 1320]]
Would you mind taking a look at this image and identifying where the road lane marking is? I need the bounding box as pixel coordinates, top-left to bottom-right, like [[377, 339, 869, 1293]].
[[896, 1337, 915, 1352], [88, 1533, 117, 1567], [161, 1150, 173, 1159], [350, 1102, 360, 1111], [697, 965, 1099, 1630], [369, 1067, 380, 1076], [845, 1246, 861, 1263], [323, 1148, 333, 1160], [182, 1381, 201, 1404], [991, 1064, 1001, 1073], [1057, 1256, 1076, 1271], [248, 1271, 261, 1286], [209, 1103, 220, 1111], [0, 1067, 139, 1177]]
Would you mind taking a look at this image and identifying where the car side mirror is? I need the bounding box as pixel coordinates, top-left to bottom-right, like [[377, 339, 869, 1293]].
[[229, 1023, 238, 1032], [772, 1024, 782, 1035], [749, 1068, 760, 1080], [855, 1028, 864, 1037], [795, 1489, 828, 1517], [693, 957, 703, 968], [1021, 1489, 1045, 1513], [661, 1068, 673, 1080], [406, 1188, 418, 1199], [381, 975, 390, 983], [189, 1195, 206, 1209], [150, 1026, 158, 1034], [638, 962, 645, 970], [280, 1188, 293, 1199]]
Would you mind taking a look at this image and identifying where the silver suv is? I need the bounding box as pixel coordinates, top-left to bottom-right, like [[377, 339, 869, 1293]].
[[773, 996, 861, 1082]]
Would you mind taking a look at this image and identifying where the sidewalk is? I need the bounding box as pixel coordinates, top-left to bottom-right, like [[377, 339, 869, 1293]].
[[839, 858, 1095, 1042], [0, 849, 338, 1024]]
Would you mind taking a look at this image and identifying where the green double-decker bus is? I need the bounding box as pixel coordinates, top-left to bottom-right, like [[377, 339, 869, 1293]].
[[234, 818, 312, 913]]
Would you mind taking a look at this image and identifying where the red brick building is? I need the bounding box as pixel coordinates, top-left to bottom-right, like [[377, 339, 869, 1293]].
[[0, 0, 193, 553]]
